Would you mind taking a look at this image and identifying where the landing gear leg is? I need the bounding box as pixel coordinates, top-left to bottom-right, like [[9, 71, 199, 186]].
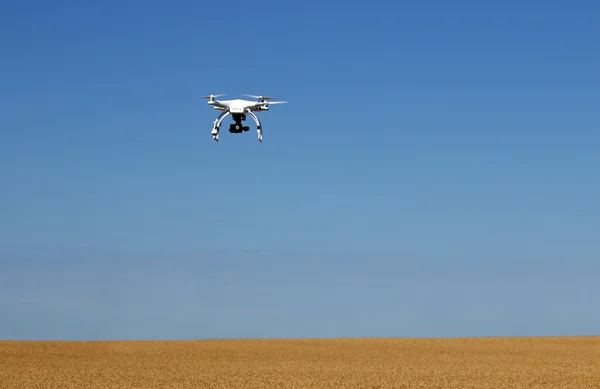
[[212, 110, 230, 142], [246, 109, 263, 143]]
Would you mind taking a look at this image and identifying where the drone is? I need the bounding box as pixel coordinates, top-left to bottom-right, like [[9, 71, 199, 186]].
[[202, 94, 287, 142]]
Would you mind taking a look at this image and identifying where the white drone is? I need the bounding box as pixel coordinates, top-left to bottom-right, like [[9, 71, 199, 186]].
[[202, 94, 287, 142]]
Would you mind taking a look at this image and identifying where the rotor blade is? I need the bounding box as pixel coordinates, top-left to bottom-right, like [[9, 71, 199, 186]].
[[243, 94, 278, 100], [201, 94, 226, 99], [265, 101, 287, 104]]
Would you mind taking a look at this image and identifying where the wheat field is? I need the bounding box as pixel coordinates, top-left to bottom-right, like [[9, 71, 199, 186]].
[[1, 336, 599, 388]]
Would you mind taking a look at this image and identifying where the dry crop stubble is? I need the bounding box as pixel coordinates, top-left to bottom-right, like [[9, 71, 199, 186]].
[[1, 336, 600, 388]]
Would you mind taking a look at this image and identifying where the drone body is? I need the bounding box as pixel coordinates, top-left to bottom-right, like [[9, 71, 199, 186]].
[[202, 94, 287, 142]]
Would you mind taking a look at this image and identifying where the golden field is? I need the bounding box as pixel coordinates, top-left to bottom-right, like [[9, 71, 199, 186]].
[[1, 336, 599, 388]]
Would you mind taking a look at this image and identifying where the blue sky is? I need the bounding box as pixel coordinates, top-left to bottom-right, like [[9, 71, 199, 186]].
[[1, 0, 599, 340]]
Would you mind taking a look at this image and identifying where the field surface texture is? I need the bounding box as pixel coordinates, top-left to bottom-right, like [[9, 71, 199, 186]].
[[1, 337, 600, 388]]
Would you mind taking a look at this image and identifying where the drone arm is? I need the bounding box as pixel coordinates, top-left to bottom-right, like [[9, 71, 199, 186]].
[[211, 101, 227, 109]]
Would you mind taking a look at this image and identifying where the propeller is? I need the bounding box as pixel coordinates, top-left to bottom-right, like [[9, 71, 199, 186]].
[[201, 94, 226, 100], [243, 95, 288, 106], [243, 94, 278, 101]]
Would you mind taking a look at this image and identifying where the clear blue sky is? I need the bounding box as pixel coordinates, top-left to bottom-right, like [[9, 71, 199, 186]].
[[1, 0, 599, 340]]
